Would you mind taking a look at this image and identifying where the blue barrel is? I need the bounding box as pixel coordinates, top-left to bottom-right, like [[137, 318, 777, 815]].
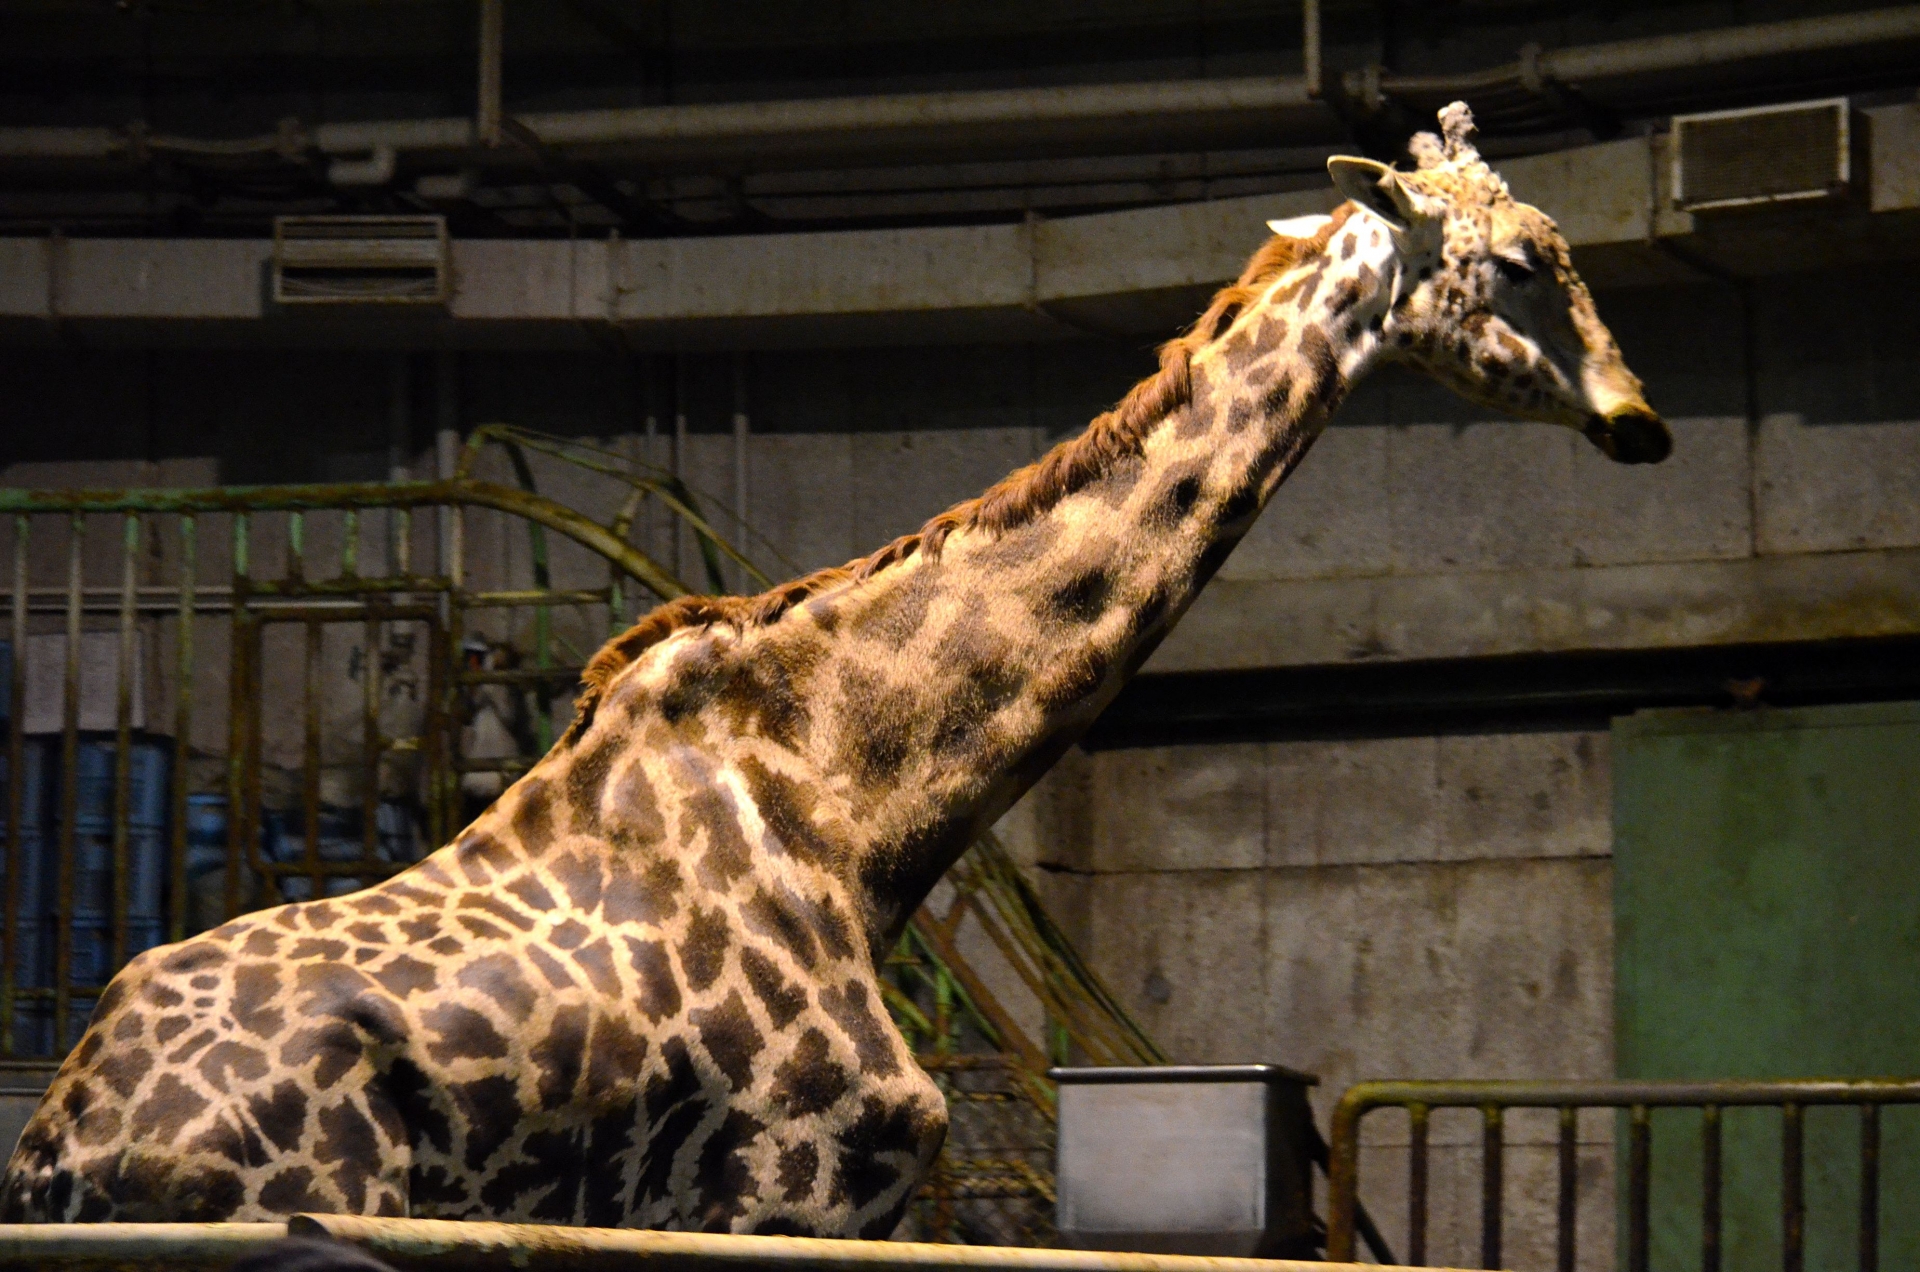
[[48, 738, 171, 1008], [71, 739, 170, 833]]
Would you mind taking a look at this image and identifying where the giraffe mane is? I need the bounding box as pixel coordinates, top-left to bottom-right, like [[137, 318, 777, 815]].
[[568, 204, 1354, 741]]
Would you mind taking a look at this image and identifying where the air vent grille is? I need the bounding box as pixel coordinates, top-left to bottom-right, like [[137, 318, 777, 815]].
[[1672, 98, 1848, 212], [273, 215, 449, 304]]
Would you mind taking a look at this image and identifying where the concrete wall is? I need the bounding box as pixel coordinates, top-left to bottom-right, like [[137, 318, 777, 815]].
[[995, 732, 1615, 1269]]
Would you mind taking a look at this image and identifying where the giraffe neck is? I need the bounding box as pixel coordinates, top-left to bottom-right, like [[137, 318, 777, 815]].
[[659, 211, 1397, 949]]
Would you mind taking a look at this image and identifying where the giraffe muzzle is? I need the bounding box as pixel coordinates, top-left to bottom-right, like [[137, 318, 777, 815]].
[[1584, 410, 1672, 465]]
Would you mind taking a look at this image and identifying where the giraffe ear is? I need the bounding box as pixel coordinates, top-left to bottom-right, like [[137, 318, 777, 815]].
[[1327, 156, 1426, 232]]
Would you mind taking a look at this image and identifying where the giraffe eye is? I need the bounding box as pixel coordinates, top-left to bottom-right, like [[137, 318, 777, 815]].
[[1495, 255, 1535, 285]]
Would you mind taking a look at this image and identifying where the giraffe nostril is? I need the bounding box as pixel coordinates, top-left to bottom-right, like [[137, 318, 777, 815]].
[[1585, 411, 1672, 465]]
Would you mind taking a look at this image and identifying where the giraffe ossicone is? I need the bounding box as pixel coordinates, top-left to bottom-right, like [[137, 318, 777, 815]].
[[2, 101, 1667, 1233]]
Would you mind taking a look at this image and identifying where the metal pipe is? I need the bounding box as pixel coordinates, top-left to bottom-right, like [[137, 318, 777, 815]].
[[478, 0, 505, 149], [1628, 1105, 1650, 1272], [54, 516, 83, 1049], [167, 515, 194, 944], [1407, 1104, 1428, 1267], [3, 516, 27, 1055], [327, 144, 397, 187], [0, 1216, 1461, 1272], [1542, 5, 1920, 81], [1302, 0, 1322, 99], [2, 77, 1323, 166], [223, 514, 251, 922], [1480, 1105, 1503, 1271], [362, 612, 382, 864], [302, 618, 323, 902], [731, 352, 749, 595], [1782, 1102, 1804, 1272], [1861, 1103, 1880, 1272], [110, 514, 136, 974], [0, 1221, 286, 1268], [6, 7, 1919, 167], [1556, 1106, 1576, 1272], [1337, 1078, 1920, 1111], [296, 1215, 1449, 1271], [1702, 1104, 1722, 1272]]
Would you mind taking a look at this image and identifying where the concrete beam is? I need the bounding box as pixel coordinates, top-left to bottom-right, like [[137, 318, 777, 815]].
[[1151, 546, 1920, 674], [4, 132, 1917, 348]]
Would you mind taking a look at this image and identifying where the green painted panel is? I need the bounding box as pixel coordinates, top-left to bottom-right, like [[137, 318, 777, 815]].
[[1614, 702, 1920, 1270]]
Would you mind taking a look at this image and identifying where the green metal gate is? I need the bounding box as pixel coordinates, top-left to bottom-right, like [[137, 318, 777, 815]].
[[1613, 702, 1920, 1270]]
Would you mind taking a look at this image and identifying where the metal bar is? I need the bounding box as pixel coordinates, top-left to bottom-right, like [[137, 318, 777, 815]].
[[1703, 1104, 1722, 1272], [5, 578, 448, 609], [3, 515, 27, 1055], [110, 514, 137, 974], [478, 0, 504, 148], [0, 480, 686, 606], [396, 509, 412, 578], [362, 614, 382, 864], [54, 515, 82, 1048], [168, 516, 194, 944], [1336, 1079, 1920, 1111], [463, 587, 609, 608], [303, 619, 323, 902], [1303, 0, 1322, 97], [1557, 1106, 1577, 1272], [424, 616, 450, 852], [223, 514, 250, 922], [1408, 1103, 1429, 1268], [0, 1214, 1468, 1272], [458, 666, 584, 686], [286, 511, 304, 584], [0, 1221, 287, 1268], [304, 1215, 1444, 1271], [1629, 1105, 1650, 1272], [215, 576, 450, 599], [342, 510, 359, 579], [252, 858, 407, 881], [732, 350, 750, 596], [1860, 1103, 1879, 1272], [1326, 1096, 1362, 1262], [1481, 1105, 1503, 1270], [1783, 1102, 1804, 1272], [249, 604, 436, 625]]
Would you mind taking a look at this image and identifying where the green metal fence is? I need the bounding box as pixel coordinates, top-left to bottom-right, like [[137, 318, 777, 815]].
[[1326, 1078, 1920, 1272]]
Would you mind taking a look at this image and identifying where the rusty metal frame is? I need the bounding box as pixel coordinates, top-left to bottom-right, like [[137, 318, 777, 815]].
[[0, 476, 685, 1055], [1325, 1077, 1920, 1271]]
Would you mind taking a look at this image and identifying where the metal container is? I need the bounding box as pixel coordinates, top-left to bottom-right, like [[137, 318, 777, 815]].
[[1050, 1064, 1319, 1259]]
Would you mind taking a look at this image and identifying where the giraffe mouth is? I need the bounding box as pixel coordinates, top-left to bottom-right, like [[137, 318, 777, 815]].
[[1584, 410, 1672, 465]]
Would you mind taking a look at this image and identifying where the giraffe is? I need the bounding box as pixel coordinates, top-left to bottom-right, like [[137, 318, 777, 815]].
[[2, 103, 1667, 1234]]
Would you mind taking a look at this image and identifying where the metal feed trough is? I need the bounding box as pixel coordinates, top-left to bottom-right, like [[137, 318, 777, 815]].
[[0, 1215, 1471, 1272], [1051, 1065, 1319, 1259]]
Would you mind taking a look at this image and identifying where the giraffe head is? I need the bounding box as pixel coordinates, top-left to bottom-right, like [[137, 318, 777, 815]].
[[1316, 101, 1670, 464]]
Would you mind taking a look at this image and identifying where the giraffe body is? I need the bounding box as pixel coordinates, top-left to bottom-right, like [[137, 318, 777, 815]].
[[2, 104, 1668, 1232]]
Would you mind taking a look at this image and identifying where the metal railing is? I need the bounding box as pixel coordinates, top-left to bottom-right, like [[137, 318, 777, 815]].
[[0, 450, 698, 1057], [1325, 1078, 1920, 1271], [0, 1214, 1463, 1271]]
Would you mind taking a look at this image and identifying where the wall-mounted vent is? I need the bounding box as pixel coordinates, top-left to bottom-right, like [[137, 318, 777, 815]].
[[273, 215, 449, 304], [1671, 98, 1849, 212]]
